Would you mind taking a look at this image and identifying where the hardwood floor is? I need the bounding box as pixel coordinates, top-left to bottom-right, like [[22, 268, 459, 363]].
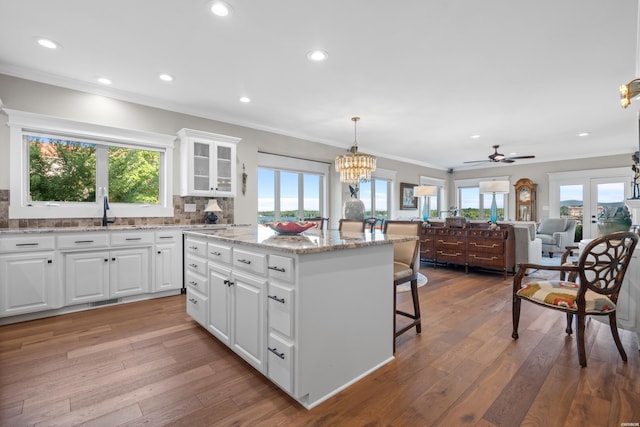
[[1, 266, 639, 426]]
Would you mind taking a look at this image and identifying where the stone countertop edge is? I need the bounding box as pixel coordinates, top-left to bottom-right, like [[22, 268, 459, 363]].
[[0, 224, 253, 235], [184, 226, 418, 255]]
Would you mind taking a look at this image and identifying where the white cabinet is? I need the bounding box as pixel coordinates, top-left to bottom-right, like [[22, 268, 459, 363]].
[[207, 265, 231, 343], [0, 250, 58, 316], [178, 128, 240, 197], [230, 270, 266, 371], [65, 247, 150, 304], [185, 236, 208, 328], [154, 230, 183, 292]]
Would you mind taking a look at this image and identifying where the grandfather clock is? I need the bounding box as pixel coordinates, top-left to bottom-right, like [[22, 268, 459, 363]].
[[514, 178, 537, 222]]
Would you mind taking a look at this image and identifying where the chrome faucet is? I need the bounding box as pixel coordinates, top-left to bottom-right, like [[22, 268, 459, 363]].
[[102, 194, 116, 227]]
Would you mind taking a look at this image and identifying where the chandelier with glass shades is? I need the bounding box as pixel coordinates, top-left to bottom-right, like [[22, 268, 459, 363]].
[[335, 116, 377, 184]]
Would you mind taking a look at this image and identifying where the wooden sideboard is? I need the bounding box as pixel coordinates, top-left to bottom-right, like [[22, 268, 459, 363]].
[[420, 222, 516, 278]]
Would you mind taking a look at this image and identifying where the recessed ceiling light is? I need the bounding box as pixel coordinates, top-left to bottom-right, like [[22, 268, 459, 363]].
[[210, 1, 232, 17], [36, 38, 59, 49], [578, 132, 590, 137], [97, 77, 112, 85], [239, 96, 251, 103], [470, 134, 480, 139], [307, 50, 328, 62], [158, 73, 174, 82]]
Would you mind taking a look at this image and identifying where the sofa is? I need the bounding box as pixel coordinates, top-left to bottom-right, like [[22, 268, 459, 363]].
[[536, 218, 577, 258], [511, 222, 543, 268]]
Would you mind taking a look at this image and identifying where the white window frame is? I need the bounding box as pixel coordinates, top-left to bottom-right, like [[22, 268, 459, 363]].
[[5, 109, 175, 219], [454, 175, 510, 220], [257, 152, 330, 221]]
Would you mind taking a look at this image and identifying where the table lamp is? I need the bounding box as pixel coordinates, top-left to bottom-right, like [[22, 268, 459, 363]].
[[479, 180, 510, 224], [413, 185, 437, 222], [204, 199, 222, 224]]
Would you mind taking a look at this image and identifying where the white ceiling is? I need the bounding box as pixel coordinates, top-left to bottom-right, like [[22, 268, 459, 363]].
[[1, 0, 639, 171]]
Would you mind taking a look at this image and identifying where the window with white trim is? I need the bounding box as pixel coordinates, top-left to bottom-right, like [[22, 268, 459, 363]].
[[454, 176, 510, 221], [5, 109, 174, 219]]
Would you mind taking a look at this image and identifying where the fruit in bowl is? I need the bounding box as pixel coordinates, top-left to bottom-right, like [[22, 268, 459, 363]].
[[265, 221, 317, 235]]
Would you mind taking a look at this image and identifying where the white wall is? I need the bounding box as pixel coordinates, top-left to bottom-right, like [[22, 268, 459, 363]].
[[0, 74, 446, 226]]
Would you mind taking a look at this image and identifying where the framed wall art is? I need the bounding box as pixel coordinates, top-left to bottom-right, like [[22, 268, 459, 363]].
[[400, 182, 418, 210]]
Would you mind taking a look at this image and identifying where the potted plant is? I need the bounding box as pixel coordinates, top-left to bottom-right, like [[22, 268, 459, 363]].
[[597, 205, 632, 236]]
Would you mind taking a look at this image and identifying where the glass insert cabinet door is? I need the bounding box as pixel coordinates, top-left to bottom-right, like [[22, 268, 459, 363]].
[[514, 178, 536, 222], [193, 142, 211, 192]]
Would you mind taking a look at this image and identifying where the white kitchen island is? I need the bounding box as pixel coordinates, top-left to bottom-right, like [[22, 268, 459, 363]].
[[183, 225, 416, 409]]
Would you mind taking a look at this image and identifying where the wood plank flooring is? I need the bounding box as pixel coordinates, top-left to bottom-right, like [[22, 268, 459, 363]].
[[1, 265, 639, 426]]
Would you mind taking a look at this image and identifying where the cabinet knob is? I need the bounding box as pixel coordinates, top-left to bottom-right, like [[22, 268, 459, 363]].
[[157, 251, 161, 254], [112, 257, 116, 261], [104, 259, 109, 262], [47, 259, 53, 264]]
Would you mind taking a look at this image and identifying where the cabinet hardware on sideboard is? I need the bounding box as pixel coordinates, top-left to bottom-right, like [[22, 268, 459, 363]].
[[268, 266, 286, 272], [268, 295, 285, 304], [237, 258, 251, 264], [268, 347, 285, 359]]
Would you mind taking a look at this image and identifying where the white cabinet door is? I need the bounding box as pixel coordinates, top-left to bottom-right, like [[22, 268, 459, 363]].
[[0, 252, 56, 316], [178, 128, 239, 197], [231, 270, 266, 372], [208, 266, 231, 345], [65, 251, 110, 304], [154, 242, 182, 292], [110, 248, 150, 297]]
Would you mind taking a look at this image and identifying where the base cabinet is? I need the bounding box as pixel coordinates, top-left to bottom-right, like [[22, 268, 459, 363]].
[[0, 251, 58, 316], [154, 230, 183, 292]]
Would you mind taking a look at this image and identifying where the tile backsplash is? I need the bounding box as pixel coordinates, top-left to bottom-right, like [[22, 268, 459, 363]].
[[0, 190, 234, 229]]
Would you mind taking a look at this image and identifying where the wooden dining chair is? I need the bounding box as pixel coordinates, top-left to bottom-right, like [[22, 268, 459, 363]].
[[512, 231, 638, 367], [304, 216, 328, 231], [384, 220, 422, 352]]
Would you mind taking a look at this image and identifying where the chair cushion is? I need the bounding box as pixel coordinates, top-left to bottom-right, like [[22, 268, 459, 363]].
[[516, 280, 616, 313], [393, 261, 413, 281], [537, 234, 557, 245], [537, 218, 567, 235]]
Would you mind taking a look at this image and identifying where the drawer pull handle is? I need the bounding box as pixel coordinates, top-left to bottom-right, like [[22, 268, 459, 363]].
[[189, 298, 198, 304], [268, 266, 286, 272], [210, 251, 222, 256], [189, 263, 199, 269], [268, 295, 285, 304], [158, 236, 173, 239], [224, 279, 234, 287], [47, 259, 53, 264], [469, 243, 499, 249], [189, 246, 199, 250], [189, 281, 198, 286], [470, 255, 498, 261], [125, 237, 142, 241], [237, 259, 251, 265], [439, 252, 462, 257], [268, 347, 285, 360], [74, 240, 94, 244], [16, 243, 39, 247], [438, 240, 463, 246]]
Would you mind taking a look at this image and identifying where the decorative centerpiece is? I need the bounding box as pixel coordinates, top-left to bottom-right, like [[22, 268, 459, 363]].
[[597, 205, 632, 236], [265, 221, 317, 235], [343, 184, 365, 221]]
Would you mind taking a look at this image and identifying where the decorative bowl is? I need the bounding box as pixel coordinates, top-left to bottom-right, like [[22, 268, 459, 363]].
[[265, 221, 317, 235]]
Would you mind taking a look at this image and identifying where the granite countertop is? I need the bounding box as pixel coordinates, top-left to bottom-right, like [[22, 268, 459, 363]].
[[0, 224, 251, 235], [184, 225, 418, 255]]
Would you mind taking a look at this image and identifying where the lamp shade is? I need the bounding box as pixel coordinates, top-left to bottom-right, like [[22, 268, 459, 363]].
[[479, 180, 510, 194], [204, 199, 222, 212], [414, 185, 437, 197]]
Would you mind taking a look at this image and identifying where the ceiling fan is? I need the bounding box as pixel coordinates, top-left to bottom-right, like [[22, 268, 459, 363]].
[[464, 145, 535, 164]]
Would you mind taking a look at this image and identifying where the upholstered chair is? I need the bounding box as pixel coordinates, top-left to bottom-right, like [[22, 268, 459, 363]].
[[512, 222, 543, 268], [338, 219, 365, 233], [536, 218, 577, 258], [512, 231, 638, 367]]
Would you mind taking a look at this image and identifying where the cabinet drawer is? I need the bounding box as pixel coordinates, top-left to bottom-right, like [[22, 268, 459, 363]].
[[268, 283, 294, 338], [208, 242, 232, 264], [155, 230, 181, 243], [0, 235, 56, 253], [110, 232, 154, 247], [267, 255, 294, 283], [185, 270, 207, 294], [185, 255, 207, 276], [468, 229, 507, 239], [436, 238, 465, 249], [185, 237, 207, 257], [186, 288, 207, 327], [468, 253, 505, 268], [267, 333, 294, 394], [468, 240, 503, 255], [57, 233, 108, 250], [233, 248, 266, 276]]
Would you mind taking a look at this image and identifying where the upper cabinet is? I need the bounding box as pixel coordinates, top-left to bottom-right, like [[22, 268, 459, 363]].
[[178, 128, 241, 197]]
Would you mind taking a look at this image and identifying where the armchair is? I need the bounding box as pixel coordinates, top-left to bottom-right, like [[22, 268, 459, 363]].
[[536, 218, 577, 258]]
